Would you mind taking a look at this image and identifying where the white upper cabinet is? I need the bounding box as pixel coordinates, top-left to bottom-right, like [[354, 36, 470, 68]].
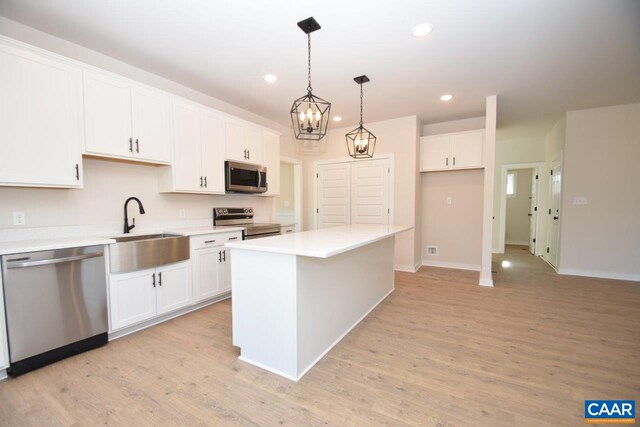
[[130, 84, 172, 163], [159, 99, 225, 194], [83, 71, 171, 164], [262, 131, 281, 196], [420, 129, 484, 172], [0, 41, 83, 188], [225, 120, 263, 164]]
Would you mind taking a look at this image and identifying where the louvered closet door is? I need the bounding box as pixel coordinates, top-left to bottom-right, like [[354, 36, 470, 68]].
[[317, 163, 351, 229], [351, 159, 390, 225]]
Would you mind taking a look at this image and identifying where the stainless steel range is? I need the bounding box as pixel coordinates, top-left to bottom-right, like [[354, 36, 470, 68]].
[[213, 208, 281, 240]]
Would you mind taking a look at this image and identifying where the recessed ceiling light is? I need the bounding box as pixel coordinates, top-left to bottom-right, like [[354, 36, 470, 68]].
[[440, 94, 453, 101], [411, 23, 433, 38], [263, 74, 278, 83], [333, 116, 342, 122]]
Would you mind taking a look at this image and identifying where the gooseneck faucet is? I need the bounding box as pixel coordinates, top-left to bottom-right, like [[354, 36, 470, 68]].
[[123, 197, 146, 234]]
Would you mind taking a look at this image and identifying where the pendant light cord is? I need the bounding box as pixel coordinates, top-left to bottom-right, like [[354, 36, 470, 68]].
[[307, 34, 313, 93], [359, 83, 364, 126]]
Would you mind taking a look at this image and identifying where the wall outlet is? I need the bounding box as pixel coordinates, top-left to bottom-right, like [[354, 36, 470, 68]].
[[573, 197, 588, 205], [446, 197, 453, 205], [13, 211, 26, 226], [426, 246, 438, 256], [179, 209, 186, 219]]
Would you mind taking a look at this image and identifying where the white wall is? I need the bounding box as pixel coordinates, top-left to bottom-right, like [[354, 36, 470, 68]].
[[505, 169, 533, 245], [558, 103, 640, 280], [276, 162, 294, 215], [302, 116, 421, 271], [421, 170, 484, 269], [492, 137, 546, 252], [423, 117, 485, 136], [0, 17, 297, 234]]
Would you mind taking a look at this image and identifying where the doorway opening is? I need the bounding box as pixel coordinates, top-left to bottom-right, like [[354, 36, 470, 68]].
[[276, 156, 302, 231], [498, 162, 546, 256]]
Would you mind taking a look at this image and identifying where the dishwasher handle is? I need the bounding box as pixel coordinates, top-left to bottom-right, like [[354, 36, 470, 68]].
[[6, 252, 104, 269]]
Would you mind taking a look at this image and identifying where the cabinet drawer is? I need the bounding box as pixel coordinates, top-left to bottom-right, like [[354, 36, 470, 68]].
[[281, 225, 296, 235], [191, 232, 242, 249]]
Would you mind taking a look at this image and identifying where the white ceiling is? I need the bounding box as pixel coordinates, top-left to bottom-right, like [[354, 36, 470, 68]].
[[1, 0, 639, 138]]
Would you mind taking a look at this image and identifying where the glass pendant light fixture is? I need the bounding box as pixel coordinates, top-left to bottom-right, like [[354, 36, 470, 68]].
[[346, 75, 376, 159], [290, 17, 331, 141]]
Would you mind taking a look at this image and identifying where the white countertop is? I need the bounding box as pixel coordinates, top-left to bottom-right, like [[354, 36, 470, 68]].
[[0, 226, 244, 255], [225, 224, 412, 258], [0, 236, 116, 256]]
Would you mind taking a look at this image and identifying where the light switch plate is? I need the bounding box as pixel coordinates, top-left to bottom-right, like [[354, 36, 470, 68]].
[[447, 197, 453, 205], [179, 209, 186, 219], [573, 197, 588, 205]]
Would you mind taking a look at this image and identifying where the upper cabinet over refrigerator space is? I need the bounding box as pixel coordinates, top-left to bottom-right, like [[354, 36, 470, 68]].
[[420, 129, 484, 172], [83, 70, 172, 164], [0, 38, 84, 188], [225, 119, 264, 165]]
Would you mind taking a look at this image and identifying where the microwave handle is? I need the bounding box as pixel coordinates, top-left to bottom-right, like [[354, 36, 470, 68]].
[[257, 169, 262, 189]]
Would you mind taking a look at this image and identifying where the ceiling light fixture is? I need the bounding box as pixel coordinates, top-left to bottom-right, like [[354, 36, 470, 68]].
[[346, 75, 376, 159], [440, 94, 453, 101], [333, 116, 342, 122], [264, 74, 278, 83], [412, 23, 433, 38], [290, 17, 331, 141]]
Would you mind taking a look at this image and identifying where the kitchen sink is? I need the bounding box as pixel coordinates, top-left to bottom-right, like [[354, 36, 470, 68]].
[[109, 233, 190, 274]]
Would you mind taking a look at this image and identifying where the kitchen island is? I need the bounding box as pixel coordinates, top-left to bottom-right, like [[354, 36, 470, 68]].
[[226, 224, 412, 381]]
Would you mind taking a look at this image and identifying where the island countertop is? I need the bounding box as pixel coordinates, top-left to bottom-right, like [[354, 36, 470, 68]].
[[225, 224, 412, 258]]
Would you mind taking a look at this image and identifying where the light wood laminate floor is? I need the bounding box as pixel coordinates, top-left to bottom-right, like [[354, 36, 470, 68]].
[[1, 246, 638, 426]]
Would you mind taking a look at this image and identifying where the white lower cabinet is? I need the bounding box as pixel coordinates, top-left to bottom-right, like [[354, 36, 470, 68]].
[[109, 261, 191, 331], [281, 225, 296, 235], [192, 232, 240, 302]]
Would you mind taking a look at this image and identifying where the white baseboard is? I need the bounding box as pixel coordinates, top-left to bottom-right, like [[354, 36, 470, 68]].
[[394, 263, 420, 273], [421, 259, 481, 271], [505, 240, 529, 246], [557, 268, 640, 282]]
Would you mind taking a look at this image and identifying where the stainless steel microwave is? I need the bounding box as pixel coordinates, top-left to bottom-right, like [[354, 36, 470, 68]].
[[225, 161, 268, 193]]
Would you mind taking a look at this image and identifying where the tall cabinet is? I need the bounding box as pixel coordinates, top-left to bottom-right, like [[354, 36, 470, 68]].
[[0, 40, 83, 188]]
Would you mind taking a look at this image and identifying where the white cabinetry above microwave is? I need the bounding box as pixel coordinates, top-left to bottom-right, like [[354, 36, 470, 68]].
[[420, 129, 484, 172], [83, 71, 172, 164], [225, 120, 264, 164], [0, 39, 84, 188]]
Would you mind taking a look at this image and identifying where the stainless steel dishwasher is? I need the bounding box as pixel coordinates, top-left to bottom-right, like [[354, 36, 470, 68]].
[[1, 245, 108, 376]]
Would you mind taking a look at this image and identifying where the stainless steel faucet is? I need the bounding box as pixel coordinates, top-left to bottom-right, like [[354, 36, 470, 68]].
[[123, 197, 146, 233]]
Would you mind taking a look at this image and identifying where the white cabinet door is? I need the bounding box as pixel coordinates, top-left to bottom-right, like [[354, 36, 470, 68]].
[[131, 84, 172, 163], [200, 109, 226, 194], [351, 159, 390, 225], [450, 130, 483, 169], [0, 43, 83, 188], [262, 131, 281, 196], [219, 249, 232, 293], [172, 100, 202, 192], [420, 135, 450, 171], [193, 246, 222, 302], [281, 225, 296, 235], [156, 262, 192, 315], [225, 120, 247, 162], [225, 120, 264, 164], [83, 71, 133, 158], [244, 127, 263, 164], [109, 268, 157, 331], [317, 162, 351, 229]]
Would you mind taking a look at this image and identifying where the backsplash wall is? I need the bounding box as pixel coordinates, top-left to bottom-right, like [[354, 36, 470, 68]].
[[0, 158, 275, 231]]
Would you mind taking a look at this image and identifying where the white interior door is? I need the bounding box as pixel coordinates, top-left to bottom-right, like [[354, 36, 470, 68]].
[[529, 170, 538, 254], [351, 159, 390, 225], [547, 156, 562, 268], [317, 163, 351, 229]]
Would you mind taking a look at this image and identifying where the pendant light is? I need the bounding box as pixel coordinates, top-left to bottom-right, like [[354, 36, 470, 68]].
[[346, 75, 376, 158], [290, 17, 331, 141]]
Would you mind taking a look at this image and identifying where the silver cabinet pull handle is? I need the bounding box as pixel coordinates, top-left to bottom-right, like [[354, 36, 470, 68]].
[[6, 252, 103, 268]]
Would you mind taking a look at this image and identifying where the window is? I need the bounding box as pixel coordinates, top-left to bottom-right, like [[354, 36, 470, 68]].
[[506, 171, 517, 197]]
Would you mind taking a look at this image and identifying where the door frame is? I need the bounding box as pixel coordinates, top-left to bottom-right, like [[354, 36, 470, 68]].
[[546, 151, 563, 269], [278, 156, 303, 232], [497, 161, 546, 255], [313, 153, 395, 230]]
